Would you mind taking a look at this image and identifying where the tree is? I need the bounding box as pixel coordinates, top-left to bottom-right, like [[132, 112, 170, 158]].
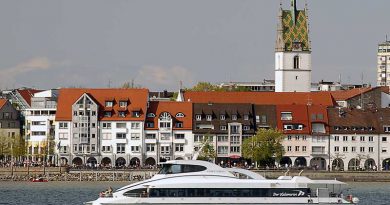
[[242, 128, 284, 167], [197, 135, 216, 161], [0, 131, 11, 160], [187, 82, 223, 92]]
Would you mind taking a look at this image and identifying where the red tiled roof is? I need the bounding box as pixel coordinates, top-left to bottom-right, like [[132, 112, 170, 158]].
[[184, 91, 335, 106], [380, 86, 390, 94], [17, 89, 42, 106], [56, 88, 149, 121], [329, 88, 373, 101], [145, 101, 192, 130], [276, 105, 310, 134], [307, 105, 329, 134], [0, 99, 7, 109]]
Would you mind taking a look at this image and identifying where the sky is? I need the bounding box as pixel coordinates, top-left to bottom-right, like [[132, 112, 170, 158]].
[[0, 0, 389, 91]]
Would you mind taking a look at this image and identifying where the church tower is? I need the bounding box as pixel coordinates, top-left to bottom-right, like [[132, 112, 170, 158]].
[[275, 0, 311, 92]]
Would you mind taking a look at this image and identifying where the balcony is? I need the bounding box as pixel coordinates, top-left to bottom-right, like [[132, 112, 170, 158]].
[[145, 138, 157, 144]]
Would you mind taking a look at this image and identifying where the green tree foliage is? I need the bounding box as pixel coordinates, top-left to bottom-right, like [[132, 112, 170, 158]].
[[242, 128, 284, 166], [187, 82, 252, 92], [197, 135, 216, 161], [0, 131, 25, 160]]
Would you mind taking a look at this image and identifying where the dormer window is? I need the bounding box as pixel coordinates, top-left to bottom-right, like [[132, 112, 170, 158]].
[[232, 115, 237, 120], [105, 101, 113, 107], [244, 115, 249, 121], [119, 101, 127, 108], [147, 113, 156, 118], [334, 126, 340, 130], [281, 112, 292, 121], [176, 113, 185, 118], [146, 121, 154, 128], [132, 111, 140, 118], [206, 115, 212, 121], [220, 115, 225, 120], [176, 122, 183, 128], [104, 111, 112, 117], [118, 111, 126, 118], [196, 115, 202, 121]]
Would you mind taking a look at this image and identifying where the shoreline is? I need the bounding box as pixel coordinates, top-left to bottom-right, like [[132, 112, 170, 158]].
[[2, 167, 390, 182]]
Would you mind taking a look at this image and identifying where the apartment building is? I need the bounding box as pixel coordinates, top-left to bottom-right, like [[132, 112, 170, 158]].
[[54, 88, 148, 167], [24, 89, 58, 163], [0, 99, 21, 147], [144, 101, 193, 165]]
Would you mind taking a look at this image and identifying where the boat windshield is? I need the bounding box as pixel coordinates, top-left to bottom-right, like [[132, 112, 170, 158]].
[[158, 164, 207, 174]]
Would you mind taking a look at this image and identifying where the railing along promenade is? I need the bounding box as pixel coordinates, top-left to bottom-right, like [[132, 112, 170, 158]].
[[1, 166, 390, 182]]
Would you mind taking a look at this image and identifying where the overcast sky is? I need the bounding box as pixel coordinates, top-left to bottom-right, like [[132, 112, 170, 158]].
[[0, 0, 389, 91]]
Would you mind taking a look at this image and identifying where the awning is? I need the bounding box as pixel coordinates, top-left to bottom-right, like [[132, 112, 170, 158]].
[[229, 155, 241, 159]]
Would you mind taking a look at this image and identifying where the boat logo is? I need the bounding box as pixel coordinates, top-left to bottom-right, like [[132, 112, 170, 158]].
[[272, 190, 306, 197]]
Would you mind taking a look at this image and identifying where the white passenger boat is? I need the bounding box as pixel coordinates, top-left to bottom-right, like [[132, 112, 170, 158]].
[[86, 160, 359, 205]]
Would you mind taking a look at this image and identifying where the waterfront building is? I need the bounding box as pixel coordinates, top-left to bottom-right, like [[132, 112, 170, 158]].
[[54, 88, 148, 167], [0, 99, 21, 159], [377, 40, 390, 86], [375, 109, 390, 170], [24, 89, 58, 163], [192, 103, 255, 165], [144, 101, 193, 165], [328, 108, 380, 171], [275, 0, 311, 92]]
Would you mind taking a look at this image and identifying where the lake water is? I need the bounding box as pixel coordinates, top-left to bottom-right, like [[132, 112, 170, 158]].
[[0, 181, 388, 205]]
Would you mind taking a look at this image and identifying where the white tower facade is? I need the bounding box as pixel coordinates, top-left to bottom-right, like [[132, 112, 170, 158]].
[[275, 0, 311, 92], [377, 40, 390, 86]]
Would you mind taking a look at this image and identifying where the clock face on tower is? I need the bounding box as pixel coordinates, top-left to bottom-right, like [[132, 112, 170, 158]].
[[292, 42, 302, 51]]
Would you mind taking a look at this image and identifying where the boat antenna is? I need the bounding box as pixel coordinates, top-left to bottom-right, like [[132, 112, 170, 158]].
[[192, 144, 205, 160], [284, 169, 290, 176], [298, 170, 304, 176]]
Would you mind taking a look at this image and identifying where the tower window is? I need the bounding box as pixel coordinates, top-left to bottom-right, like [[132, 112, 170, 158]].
[[296, 76, 298, 80], [294, 56, 300, 69]]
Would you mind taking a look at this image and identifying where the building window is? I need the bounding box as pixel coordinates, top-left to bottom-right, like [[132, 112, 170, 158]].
[[161, 133, 171, 140], [287, 135, 292, 141], [369, 147, 374, 153], [176, 122, 183, 128], [334, 146, 339, 152], [102, 123, 111, 129], [352, 136, 356, 141], [217, 146, 228, 154], [302, 146, 306, 152], [360, 147, 365, 152], [132, 111, 140, 118], [217, 135, 228, 142], [102, 133, 111, 140], [243, 126, 250, 131], [230, 136, 240, 145], [131, 123, 140, 129], [102, 146, 111, 153], [360, 136, 365, 142], [117, 144, 125, 154], [146, 134, 156, 139], [146, 144, 155, 152], [131, 133, 140, 140], [160, 122, 171, 129], [175, 134, 185, 139], [352, 147, 356, 152], [105, 101, 113, 107], [244, 115, 249, 120], [302, 135, 307, 141], [206, 115, 212, 121], [59, 133, 68, 139], [384, 126, 390, 133], [281, 112, 292, 120], [231, 115, 237, 120], [161, 146, 170, 154], [119, 101, 127, 108], [116, 133, 126, 139], [295, 136, 300, 141], [369, 136, 374, 142], [261, 115, 267, 124], [175, 144, 184, 152], [131, 146, 140, 152], [59, 122, 68, 129], [230, 125, 240, 134], [220, 126, 227, 130], [104, 111, 112, 117], [147, 113, 156, 118], [118, 111, 126, 117], [343, 147, 348, 152], [116, 123, 126, 128], [230, 146, 240, 153], [196, 115, 202, 121], [343, 136, 348, 141], [334, 136, 339, 141], [293, 55, 300, 69], [220, 115, 225, 120], [146, 122, 154, 128], [287, 146, 291, 152], [176, 113, 185, 118], [382, 137, 387, 142]]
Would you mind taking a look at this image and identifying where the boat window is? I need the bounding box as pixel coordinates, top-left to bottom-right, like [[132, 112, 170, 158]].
[[158, 164, 207, 174], [123, 188, 147, 197], [149, 188, 311, 198]]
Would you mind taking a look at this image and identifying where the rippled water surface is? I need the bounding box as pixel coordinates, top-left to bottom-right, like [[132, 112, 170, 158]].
[[0, 181, 388, 205]]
